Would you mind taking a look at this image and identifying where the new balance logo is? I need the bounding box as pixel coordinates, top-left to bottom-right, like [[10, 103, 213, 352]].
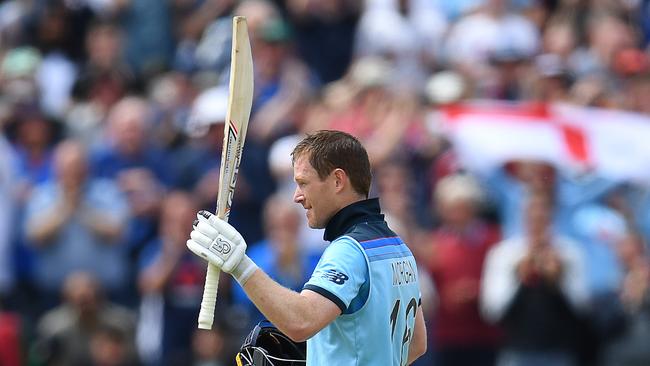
[[321, 269, 349, 285]]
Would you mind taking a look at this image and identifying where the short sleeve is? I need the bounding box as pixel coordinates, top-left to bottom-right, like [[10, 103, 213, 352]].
[[303, 237, 368, 313]]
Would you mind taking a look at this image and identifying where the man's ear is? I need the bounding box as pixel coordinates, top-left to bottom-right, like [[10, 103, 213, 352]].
[[333, 168, 347, 192]]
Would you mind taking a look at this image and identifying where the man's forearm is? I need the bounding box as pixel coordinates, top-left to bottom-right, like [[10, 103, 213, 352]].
[[241, 269, 333, 342], [139, 253, 179, 294], [186, 211, 339, 341]]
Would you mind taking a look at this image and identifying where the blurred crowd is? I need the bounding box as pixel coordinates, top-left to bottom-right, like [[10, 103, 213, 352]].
[[1, 0, 650, 365]]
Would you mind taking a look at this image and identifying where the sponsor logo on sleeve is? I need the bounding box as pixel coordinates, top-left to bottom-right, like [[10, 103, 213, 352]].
[[321, 269, 349, 285]]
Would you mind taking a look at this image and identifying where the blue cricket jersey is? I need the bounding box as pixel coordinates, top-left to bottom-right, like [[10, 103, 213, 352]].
[[303, 198, 421, 365]]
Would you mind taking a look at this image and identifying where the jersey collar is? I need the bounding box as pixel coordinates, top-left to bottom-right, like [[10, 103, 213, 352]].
[[323, 198, 384, 242]]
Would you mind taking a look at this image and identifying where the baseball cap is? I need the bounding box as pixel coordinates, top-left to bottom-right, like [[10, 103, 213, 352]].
[[425, 70, 465, 105], [186, 86, 229, 137], [349, 56, 391, 89]]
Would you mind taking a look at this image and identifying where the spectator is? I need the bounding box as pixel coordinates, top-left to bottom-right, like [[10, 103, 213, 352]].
[[0, 303, 21, 366], [355, 0, 448, 89], [91, 96, 168, 261], [173, 0, 234, 75], [422, 174, 502, 366], [268, 133, 304, 196], [0, 1, 29, 50], [185, 0, 268, 76], [28, 1, 87, 118], [444, 0, 540, 89], [267, 134, 328, 258], [0, 118, 17, 302], [7, 107, 58, 202], [326, 57, 420, 167], [26, 1, 91, 62], [179, 85, 229, 194], [145, 72, 196, 153], [0, 47, 42, 105], [622, 185, 650, 253], [24, 140, 129, 305], [189, 328, 228, 366], [621, 69, 650, 115], [601, 234, 650, 366], [137, 191, 207, 365], [488, 48, 536, 100], [232, 194, 316, 327], [571, 203, 626, 296], [88, 322, 142, 366], [569, 202, 628, 366], [92, 96, 169, 184], [372, 160, 421, 244], [248, 15, 313, 144], [183, 85, 275, 244], [531, 53, 574, 103], [33, 272, 137, 366], [66, 21, 134, 147], [568, 13, 636, 80], [541, 18, 578, 63], [284, 0, 361, 83], [481, 160, 618, 239], [481, 193, 588, 366], [5, 106, 60, 317], [118, 0, 174, 77]]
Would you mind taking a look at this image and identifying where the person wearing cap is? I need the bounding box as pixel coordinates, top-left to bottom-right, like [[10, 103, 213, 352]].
[[185, 85, 274, 245]]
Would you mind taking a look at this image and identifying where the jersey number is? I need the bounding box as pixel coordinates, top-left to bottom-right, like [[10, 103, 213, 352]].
[[389, 297, 417, 365]]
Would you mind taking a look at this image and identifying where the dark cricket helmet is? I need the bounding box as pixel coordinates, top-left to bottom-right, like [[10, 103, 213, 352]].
[[236, 320, 306, 366]]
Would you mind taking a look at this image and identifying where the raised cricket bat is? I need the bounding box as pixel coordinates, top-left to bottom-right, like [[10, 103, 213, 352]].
[[198, 16, 254, 330]]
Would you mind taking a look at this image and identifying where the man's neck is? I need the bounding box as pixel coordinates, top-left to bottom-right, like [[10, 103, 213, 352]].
[[323, 198, 381, 242]]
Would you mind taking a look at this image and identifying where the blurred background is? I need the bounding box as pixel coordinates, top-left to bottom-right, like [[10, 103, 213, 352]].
[[1, 0, 650, 365]]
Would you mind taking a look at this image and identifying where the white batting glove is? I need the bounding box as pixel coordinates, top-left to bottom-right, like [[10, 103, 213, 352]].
[[187, 210, 258, 285]]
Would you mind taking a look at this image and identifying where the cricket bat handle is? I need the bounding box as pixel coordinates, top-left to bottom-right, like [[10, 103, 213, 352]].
[[198, 263, 220, 329]]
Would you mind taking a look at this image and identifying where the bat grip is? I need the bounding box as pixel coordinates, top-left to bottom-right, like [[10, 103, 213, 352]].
[[198, 263, 221, 329]]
